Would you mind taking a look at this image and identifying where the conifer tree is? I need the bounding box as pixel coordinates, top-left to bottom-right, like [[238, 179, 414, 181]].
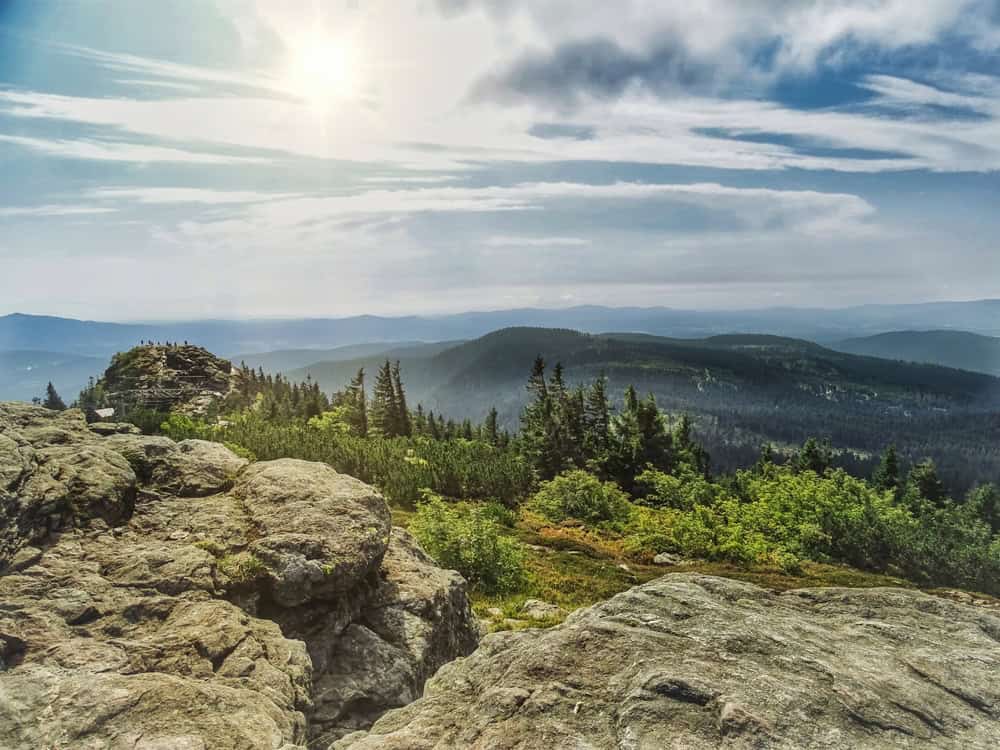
[[483, 406, 500, 445], [905, 459, 948, 507], [584, 375, 611, 459], [872, 445, 901, 493], [43, 382, 67, 411], [794, 438, 832, 475], [391, 361, 412, 437], [370, 360, 399, 437]]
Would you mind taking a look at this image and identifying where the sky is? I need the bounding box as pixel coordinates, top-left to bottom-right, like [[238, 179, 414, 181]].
[[1, 0, 999, 320]]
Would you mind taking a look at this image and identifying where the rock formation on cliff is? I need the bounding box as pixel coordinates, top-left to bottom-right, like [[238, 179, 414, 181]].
[[0, 402, 479, 749], [338, 574, 1000, 750], [95, 343, 238, 415]]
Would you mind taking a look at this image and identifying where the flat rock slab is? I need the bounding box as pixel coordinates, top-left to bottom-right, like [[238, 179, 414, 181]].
[[337, 574, 1000, 750]]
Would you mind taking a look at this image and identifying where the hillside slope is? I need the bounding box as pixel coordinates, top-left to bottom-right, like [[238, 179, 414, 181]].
[[291, 327, 1000, 493], [835, 330, 1000, 376]]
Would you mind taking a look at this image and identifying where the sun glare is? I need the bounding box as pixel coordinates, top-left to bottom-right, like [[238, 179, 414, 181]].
[[286, 35, 358, 106]]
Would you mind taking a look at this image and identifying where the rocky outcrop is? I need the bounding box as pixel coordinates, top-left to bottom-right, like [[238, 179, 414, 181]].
[[338, 574, 1000, 750], [99, 343, 237, 415], [0, 403, 478, 750]]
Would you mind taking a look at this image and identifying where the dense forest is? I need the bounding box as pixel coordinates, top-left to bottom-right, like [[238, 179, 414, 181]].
[[98, 345, 1000, 600], [284, 328, 1000, 496]]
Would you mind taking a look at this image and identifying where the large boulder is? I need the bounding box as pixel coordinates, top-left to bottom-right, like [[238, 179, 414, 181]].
[[337, 574, 1000, 750], [0, 404, 479, 749]]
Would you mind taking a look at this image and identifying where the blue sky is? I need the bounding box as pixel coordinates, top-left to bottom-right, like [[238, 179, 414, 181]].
[[1, 0, 998, 320]]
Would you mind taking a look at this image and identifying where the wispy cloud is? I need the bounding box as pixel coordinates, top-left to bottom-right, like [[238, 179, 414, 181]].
[[0, 204, 116, 218], [0, 133, 270, 164], [485, 235, 592, 247]]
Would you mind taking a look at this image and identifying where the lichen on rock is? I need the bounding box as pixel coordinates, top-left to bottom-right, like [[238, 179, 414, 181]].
[[0, 403, 479, 750], [337, 574, 1000, 750]]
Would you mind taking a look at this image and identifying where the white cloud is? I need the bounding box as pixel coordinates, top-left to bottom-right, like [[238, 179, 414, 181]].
[[89, 188, 299, 204], [485, 235, 591, 247], [0, 133, 269, 165], [0, 204, 116, 218]]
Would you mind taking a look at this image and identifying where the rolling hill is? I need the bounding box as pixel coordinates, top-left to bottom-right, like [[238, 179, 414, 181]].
[[834, 330, 1000, 376], [290, 327, 1000, 495], [229, 341, 460, 374]]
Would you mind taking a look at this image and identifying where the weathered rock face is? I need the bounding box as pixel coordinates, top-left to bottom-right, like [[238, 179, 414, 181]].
[[0, 403, 478, 750], [99, 343, 237, 415], [338, 574, 1000, 750]]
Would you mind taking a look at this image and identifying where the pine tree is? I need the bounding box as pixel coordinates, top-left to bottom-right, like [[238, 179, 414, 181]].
[[391, 361, 412, 437], [606, 388, 672, 492], [906, 459, 948, 506], [674, 414, 710, 477], [794, 438, 832, 475], [369, 361, 399, 437], [872, 445, 901, 493], [584, 375, 611, 460], [414, 403, 427, 435], [43, 382, 67, 411], [520, 357, 564, 478], [483, 406, 499, 445]]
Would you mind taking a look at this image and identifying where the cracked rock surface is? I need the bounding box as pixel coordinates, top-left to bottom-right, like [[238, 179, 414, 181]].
[[337, 574, 1000, 750], [0, 403, 479, 749]]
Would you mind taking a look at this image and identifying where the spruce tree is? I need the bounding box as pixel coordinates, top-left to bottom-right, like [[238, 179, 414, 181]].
[[584, 375, 611, 460], [43, 382, 67, 411], [483, 407, 500, 445], [872, 445, 901, 493], [794, 438, 832, 475], [391, 361, 412, 437], [370, 361, 399, 437], [906, 459, 948, 506]]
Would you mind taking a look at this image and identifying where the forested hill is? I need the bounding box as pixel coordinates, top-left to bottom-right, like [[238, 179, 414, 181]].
[[834, 330, 1000, 376], [289, 327, 1000, 494]]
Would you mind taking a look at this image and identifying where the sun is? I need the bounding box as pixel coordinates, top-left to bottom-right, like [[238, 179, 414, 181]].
[[286, 35, 359, 106]]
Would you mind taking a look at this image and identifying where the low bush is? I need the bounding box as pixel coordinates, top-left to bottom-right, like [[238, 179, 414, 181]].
[[528, 470, 632, 526], [410, 492, 527, 595]]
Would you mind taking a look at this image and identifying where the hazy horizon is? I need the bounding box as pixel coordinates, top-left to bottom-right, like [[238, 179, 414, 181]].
[[2, 1, 999, 319], [3, 295, 1000, 326]]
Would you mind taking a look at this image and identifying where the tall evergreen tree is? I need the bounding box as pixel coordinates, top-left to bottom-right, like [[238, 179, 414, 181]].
[[906, 459, 948, 507], [43, 382, 67, 411], [584, 375, 611, 460], [370, 360, 400, 437], [483, 406, 500, 445], [872, 445, 901, 493], [391, 361, 412, 437]]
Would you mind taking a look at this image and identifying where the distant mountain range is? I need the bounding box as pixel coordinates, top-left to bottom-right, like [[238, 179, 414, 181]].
[[229, 341, 462, 374], [3, 299, 999, 359], [0, 350, 104, 403], [834, 330, 1000, 376]]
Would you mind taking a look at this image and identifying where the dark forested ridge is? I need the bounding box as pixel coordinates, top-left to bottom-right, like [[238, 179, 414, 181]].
[[289, 327, 1000, 495], [834, 330, 1000, 376]]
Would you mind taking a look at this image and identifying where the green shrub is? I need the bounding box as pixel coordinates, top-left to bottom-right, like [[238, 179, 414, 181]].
[[223, 442, 256, 462], [528, 470, 631, 526], [410, 493, 527, 595], [160, 413, 214, 441]]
